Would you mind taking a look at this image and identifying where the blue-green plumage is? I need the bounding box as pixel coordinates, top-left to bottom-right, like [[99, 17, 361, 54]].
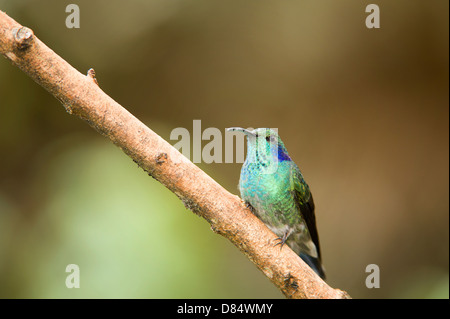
[[228, 127, 325, 279]]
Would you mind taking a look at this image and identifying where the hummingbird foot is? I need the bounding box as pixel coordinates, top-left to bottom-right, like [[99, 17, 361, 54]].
[[244, 201, 257, 215], [273, 231, 290, 250]]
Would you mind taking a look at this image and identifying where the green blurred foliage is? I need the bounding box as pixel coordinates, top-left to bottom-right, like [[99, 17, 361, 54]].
[[0, 0, 448, 298], [0, 135, 279, 298]]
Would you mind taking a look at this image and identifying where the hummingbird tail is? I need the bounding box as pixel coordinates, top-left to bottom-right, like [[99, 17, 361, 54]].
[[299, 253, 326, 280]]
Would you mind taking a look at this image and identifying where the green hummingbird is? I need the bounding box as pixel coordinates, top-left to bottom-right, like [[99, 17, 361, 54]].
[[228, 127, 325, 279]]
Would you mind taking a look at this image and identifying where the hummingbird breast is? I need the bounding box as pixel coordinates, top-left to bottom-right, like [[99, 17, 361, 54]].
[[239, 161, 302, 237]]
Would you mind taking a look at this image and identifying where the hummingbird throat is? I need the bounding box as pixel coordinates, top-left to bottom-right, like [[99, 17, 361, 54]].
[[246, 134, 290, 174]]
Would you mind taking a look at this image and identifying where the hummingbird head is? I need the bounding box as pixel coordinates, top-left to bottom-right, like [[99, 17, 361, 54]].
[[227, 127, 291, 170]]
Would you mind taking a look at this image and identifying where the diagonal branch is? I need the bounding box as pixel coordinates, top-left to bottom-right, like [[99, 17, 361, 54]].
[[0, 10, 350, 299]]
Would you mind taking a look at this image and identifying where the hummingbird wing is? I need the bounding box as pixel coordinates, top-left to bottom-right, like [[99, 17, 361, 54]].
[[289, 166, 326, 279], [291, 168, 322, 260]]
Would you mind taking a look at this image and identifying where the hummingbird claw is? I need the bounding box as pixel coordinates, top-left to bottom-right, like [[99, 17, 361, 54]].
[[244, 201, 256, 214], [273, 231, 289, 250]]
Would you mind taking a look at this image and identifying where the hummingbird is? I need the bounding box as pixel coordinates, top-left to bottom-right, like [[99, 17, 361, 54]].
[[228, 127, 325, 280]]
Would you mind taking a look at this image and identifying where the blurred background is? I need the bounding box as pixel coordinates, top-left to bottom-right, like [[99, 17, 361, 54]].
[[0, 0, 448, 298]]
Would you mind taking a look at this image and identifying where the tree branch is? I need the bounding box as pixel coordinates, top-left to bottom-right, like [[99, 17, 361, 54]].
[[0, 11, 350, 299]]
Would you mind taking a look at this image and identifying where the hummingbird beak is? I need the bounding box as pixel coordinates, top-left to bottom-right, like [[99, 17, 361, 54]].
[[227, 127, 256, 137]]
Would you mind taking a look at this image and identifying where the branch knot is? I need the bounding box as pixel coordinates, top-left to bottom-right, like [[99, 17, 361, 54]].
[[14, 26, 34, 51]]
